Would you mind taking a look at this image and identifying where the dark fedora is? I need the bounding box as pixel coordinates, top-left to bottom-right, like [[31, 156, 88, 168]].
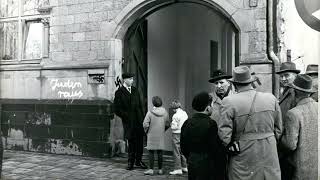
[[122, 73, 134, 79], [276, 62, 300, 74], [208, 69, 232, 83], [229, 66, 255, 84], [290, 74, 316, 93], [305, 64, 318, 75]]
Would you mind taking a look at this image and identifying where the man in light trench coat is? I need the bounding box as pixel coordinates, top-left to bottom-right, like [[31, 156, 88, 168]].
[[218, 66, 282, 180]]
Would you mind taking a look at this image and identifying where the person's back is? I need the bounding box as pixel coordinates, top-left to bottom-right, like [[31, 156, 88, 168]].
[[143, 96, 169, 175], [181, 92, 218, 180], [218, 66, 282, 180], [221, 91, 282, 140], [182, 113, 216, 154], [282, 98, 318, 180]]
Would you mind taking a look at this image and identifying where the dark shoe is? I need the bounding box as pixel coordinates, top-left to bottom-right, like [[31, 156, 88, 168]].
[[135, 161, 148, 169], [126, 163, 134, 170]]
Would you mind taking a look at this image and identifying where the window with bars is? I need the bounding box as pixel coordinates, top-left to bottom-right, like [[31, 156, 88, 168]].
[[0, 0, 50, 62]]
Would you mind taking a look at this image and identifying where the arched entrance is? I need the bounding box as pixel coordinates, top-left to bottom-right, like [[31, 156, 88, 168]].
[[121, 1, 240, 113], [111, 0, 243, 151]]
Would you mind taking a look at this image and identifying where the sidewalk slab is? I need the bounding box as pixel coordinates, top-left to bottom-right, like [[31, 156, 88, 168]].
[[1, 150, 188, 180]]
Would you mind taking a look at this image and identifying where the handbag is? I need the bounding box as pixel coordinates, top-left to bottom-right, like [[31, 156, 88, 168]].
[[227, 91, 258, 155]]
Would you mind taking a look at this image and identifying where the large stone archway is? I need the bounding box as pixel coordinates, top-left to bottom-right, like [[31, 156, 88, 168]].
[[101, 0, 259, 83], [111, 0, 243, 39]]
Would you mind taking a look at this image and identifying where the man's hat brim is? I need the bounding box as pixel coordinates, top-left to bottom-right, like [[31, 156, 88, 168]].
[[305, 71, 318, 75], [289, 84, 317, 93], [229, 77, 256, 84], [276, 69, 300, 74], [208, 75, 232, 83]]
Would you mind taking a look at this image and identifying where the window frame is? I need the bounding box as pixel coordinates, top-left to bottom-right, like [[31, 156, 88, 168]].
[[0, 0, 50, 63]]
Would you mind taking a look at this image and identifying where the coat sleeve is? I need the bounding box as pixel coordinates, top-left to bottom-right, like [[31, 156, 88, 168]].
[[180, 120, 190, 159], [273, 98, 283, 141], [164, 111, 170, 131], [281, 110, 300, 151], [218, 98, 235, 147], [114, 90, 128, 123], [171, 115, 180, 131], [143, 112, 151, 133], [136, 89, 145, 118], [209, 121, 219, 155]]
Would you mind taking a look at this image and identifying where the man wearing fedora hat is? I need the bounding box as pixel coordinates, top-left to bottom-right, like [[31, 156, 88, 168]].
[[305, 64, 318, 102], [218, 66, 282, 180], [277, 62, 301, 96], [114, 73, 147, 170], [276, 62, 300, 180], [208, 69, 233, 122], [208, 69, 232, 180], [276, 62, 300, 118], [281, 74, 318, 180]]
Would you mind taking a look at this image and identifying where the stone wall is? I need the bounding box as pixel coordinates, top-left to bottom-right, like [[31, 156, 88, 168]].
[[0, 0, 276, 157]]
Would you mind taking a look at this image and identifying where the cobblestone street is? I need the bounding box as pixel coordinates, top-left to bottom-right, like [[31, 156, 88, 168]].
[[1, 150, 187, 180]]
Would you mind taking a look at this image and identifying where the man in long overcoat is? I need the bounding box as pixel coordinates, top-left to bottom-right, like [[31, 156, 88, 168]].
[[114, 73, 147, 170], [218, 66, 282, 180], [277, 62, 300, 121], [281, 74, 318, 180], [208, 69, 232, 180], [276, 62, 300, 180]]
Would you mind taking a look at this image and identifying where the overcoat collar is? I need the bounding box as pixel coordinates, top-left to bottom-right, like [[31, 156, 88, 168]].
[[192, 113, 210, 119], [119, 86, 132, 96], [296, 97, 315, 106], [279, 87, 294, 104]]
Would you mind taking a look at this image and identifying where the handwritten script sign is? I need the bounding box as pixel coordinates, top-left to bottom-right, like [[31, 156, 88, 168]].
[[50, 79, 84, 101]]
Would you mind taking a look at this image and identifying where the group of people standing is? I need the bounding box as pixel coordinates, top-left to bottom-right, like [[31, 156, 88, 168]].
[[113, 62, 318, 180]]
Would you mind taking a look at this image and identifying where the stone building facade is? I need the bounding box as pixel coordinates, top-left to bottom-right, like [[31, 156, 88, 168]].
[[0, 0, 282, 157]]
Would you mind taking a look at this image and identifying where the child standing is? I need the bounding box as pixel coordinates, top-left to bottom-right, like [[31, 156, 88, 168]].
[[143, 96, 169, 175], [169, 100, 188, 175]]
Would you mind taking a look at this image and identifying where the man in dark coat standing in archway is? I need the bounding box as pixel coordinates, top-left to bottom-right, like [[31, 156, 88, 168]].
[[114, 73, 147, 170]]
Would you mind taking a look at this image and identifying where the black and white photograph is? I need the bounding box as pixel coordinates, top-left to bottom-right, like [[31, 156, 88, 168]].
[[0, 0, 319, 179]]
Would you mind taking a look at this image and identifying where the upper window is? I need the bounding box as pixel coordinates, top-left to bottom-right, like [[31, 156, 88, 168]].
[[23, 21, 43, 59], [0, 22, 18, 60], [0, 0, 50, 62], [0, 0, 19, 18]]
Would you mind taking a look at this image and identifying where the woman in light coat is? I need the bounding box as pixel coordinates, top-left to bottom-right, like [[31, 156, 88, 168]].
[[143, 96, 169, 175]]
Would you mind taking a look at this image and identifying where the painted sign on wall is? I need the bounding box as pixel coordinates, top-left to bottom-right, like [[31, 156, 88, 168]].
[[50, 79, 84, 101]]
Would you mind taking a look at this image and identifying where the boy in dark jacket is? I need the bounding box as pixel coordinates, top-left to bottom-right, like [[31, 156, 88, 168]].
[[181, 92, 219, 180]]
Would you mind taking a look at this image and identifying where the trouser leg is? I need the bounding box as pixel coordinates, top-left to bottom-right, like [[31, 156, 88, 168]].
[[135, 134, 144, 162], [157, 150, 163, 169], [280, 158, 294, 180], [148, 150, 154, 169], [127, 138, 136, 164], [188, 153, 210, 180], [181, 152, 187, 168], [172, 133, 182, 170]]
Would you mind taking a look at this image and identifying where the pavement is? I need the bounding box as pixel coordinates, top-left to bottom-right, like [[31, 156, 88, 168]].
[[1, 150, 188, 180]]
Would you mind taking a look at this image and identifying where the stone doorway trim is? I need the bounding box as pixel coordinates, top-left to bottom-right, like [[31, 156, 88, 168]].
[[110, 0, 244, 40]]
